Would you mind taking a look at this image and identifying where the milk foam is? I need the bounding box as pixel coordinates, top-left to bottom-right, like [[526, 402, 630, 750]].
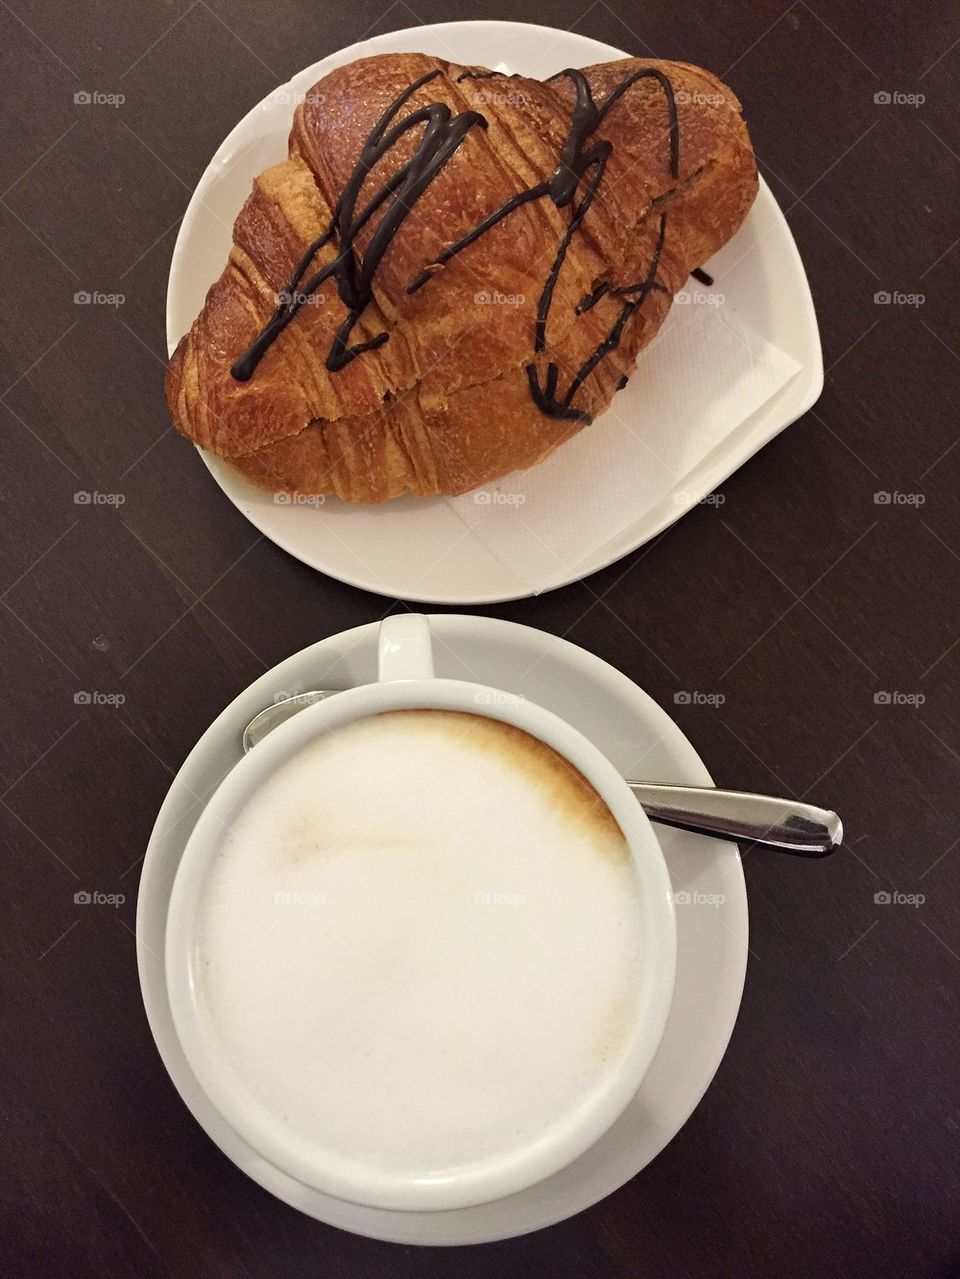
[[196, 710, 645, 1178]]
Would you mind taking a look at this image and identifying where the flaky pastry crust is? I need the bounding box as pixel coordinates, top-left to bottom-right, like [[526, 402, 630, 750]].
[[166, 53, 757, 501]]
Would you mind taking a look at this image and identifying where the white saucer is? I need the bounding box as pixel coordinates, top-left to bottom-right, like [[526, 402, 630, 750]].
[[137, 616, 747, 1244], [165, 20, 822, 606]]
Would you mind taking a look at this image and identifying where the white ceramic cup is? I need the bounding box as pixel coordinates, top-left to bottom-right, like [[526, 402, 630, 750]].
[[165, 614, 676, 1213]]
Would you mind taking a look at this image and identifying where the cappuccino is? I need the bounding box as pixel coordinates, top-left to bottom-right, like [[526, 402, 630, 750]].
[[195, 710, 645, 1181]]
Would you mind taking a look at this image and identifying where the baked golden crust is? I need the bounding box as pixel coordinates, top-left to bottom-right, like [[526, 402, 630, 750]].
[[166, 53, 757, 501]]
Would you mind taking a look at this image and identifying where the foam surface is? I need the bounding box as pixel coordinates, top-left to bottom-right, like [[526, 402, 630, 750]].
[[196, 710, 645, 1178]]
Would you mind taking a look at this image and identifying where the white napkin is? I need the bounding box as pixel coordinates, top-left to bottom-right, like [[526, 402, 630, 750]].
[[445, 297, 801, 591]]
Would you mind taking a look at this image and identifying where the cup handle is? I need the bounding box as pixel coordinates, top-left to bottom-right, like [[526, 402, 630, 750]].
[[378, 614, 435, 681]]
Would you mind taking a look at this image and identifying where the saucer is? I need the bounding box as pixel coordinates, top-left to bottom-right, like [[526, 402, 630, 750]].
[[166, 20, 821, 606], [136, 616, 748, 1244]]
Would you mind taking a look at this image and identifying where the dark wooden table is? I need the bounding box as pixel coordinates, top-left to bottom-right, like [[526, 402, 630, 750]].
[[3, 1, 959, 1274]]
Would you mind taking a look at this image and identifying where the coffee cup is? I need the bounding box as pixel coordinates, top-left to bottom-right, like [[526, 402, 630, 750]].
[[165, 614, 676, 1212]]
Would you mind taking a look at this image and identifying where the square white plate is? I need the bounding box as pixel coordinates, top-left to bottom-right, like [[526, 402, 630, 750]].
[[166, 20, 822, 604]]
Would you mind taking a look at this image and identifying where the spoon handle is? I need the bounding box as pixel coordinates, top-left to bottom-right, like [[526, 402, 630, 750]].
[[626, 782, 842, 856], [241, 693, 842, 855]]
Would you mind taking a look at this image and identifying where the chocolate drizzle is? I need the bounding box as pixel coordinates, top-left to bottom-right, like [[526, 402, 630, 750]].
[[692, 267, 713, 286], [232, 62, 682, 425], [231, 70, 486, 381]]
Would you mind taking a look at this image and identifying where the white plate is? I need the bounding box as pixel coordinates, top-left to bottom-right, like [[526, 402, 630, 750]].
[[136, 616, 748, 1244], [166, 20, 821, 605]]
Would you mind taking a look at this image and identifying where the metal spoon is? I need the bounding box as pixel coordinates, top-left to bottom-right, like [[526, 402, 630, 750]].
[[243, 691, 842, 857]]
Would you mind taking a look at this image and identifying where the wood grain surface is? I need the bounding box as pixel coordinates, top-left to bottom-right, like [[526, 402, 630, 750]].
[[1, 2, 958, 1275]]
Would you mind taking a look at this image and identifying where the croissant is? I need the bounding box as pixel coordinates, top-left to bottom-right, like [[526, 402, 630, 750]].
[[166, 52, 757, 501]]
